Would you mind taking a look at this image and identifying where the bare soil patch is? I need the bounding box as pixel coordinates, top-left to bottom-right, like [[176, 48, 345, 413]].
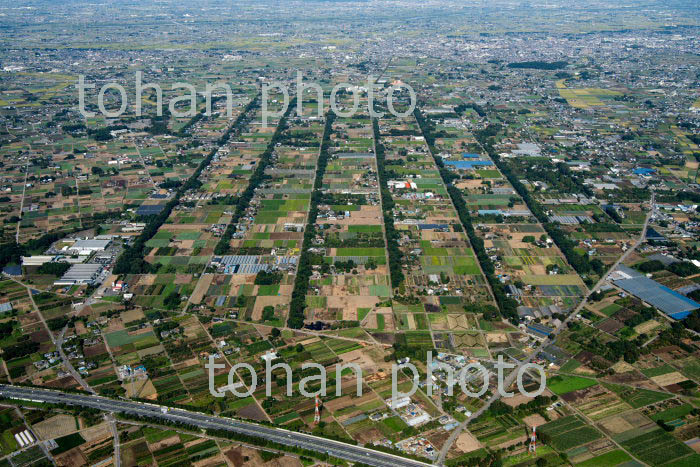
[[455, 431, 482, 453]]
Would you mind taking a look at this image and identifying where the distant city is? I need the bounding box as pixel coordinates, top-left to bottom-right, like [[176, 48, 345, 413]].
[[0, 1, 698, 466]]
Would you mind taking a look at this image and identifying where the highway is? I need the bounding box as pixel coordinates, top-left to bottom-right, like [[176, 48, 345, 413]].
[[0, 385, 430, 467]]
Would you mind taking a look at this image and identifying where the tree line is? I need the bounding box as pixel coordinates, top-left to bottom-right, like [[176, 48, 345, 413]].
[[114, 94, 260, 275], [473, 124, 603, 285], [372, 118, 405, 289], [414, 107, 520, 323], [288, 111, 336, 329], [213, 97, 294, 256]]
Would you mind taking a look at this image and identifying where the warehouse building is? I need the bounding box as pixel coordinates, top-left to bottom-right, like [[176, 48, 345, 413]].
[[54, 264, 103, 286], [66, 238, 111, 254]]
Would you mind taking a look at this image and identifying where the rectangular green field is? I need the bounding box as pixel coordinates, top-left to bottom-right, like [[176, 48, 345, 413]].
[[547, 376, 597, 395]]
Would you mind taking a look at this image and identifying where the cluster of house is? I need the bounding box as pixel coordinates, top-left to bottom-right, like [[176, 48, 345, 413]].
[[427, 353, 487, 396], [118, 364, 147, 380], [33, 351, 61, 370], [395, 436, 437, 460], [386, 396, 432, 427]]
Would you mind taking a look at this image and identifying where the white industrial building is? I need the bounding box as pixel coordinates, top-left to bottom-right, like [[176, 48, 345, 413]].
[[54, 264, 103, 286], [406, 412, 431, 427], [386, 396, 411, 410], [65, 238, 111, 255], [20, 255, 55, 267]]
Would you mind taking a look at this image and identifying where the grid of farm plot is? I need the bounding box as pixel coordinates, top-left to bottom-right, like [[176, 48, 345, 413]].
[[374, 111, 498, 350], [426, 113, 586, 311], [124, 94, 259, 311], [201, 99, 326, 325], [307, 107, 394, 325]]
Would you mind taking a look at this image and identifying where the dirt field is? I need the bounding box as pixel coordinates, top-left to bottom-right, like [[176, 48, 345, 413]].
[[455, 431, 482, 453], [651, 371, 688, 387], [33, 414, 77, 440], [191, 274, 214, 304], [446, 314, 471, 330], [339, 348, 377, 373], [598, 410, 652, 435], [455, 179, 485, 190], [149, 434, 181, 451], [193, 453, 230, 467], [81, 422, 111, 442], [326, 295, 379, 320], [225, 446, 302, 467], [611, 361, 635, 373], [237, 403, 268, 421], [687, 438, 700, 454], [522, 414, 547, 427], [485, 332, 508, 343], [120, 308, 145, 322], [135, 379, 158, 399], [634, 319, 660, 335], [503, 393, 536, 408], [353, 427, 384, 444], [252, 296, 288, 321], [54, 448, 87, 467]]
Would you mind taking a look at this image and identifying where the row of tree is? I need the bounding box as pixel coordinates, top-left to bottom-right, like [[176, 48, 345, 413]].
[[114, 95, 260, 275], [415, 107, 520, 323], [473, 124, 601, 285], [372, 119, 405, 289], [213, 98, 293, 255], [288, 112, 336, 329]]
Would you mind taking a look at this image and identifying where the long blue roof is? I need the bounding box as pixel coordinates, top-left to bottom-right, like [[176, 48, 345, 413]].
[[613, 276, 699, 319], [444, 160, 494, 169]]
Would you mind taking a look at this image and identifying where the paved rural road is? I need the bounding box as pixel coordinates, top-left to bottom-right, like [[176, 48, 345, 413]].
[[0, 385, 430, 467], [437, 194, 655, 464]]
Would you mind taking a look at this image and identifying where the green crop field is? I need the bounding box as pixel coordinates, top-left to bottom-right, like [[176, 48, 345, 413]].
[[620, 429, 695, 465], [575, 449, 631, 467], [105, 329, 158, 348], [650, 403, 694, 422], [642, 364, 676, 378], [602, 383, 671, 408], [600, 303, 622, 316], [539, 415, 603, 451], [547, 375, 597, 395]]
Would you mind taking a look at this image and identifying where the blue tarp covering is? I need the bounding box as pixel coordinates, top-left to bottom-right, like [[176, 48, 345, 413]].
[[445, 160, 494, 169], [2, 265, 21, 276], [418, 224, 449, 230]]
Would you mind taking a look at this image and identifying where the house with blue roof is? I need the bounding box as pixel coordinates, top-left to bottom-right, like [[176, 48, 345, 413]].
[[634, 168, 655, 176]]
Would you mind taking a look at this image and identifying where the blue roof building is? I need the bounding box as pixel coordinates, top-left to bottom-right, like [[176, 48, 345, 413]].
[[445, 160, 494, 169], [526, 323, 554, 338], [613, 276, 699, 319]]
